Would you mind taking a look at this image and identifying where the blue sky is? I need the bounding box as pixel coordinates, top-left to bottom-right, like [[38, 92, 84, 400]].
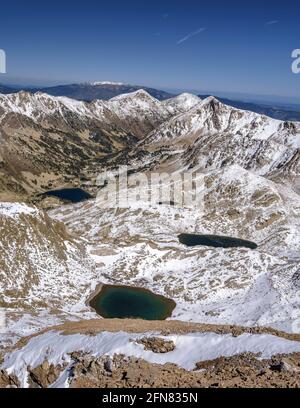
[[1, 0, 300, 103]]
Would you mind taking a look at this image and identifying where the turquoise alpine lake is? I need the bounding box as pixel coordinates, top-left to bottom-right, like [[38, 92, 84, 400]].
[[90, 285, 176, 320]]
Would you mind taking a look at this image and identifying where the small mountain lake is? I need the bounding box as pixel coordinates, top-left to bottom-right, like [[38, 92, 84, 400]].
[[89, 285, 176, 320], [41, 188, 92, 203], [178, 233, 257, 249]]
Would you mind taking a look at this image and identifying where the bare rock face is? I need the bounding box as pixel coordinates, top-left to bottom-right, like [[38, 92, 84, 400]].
[[28, 360, 64, 388], [67, 352, 300, 388], [68, 353, 199, 388], [3, 351, 300, 388], [269, 354, 300, 373], [195, 352, 266, 373], [135, 337, 175, 353], [0, 370, 19, 388], [193, 352, 300, 388]]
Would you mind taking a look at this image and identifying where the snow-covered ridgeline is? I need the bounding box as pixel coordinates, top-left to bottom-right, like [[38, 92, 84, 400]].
[[0, 89, 299, 159], [0, 89, 199, 123], [3, 330, 300, 388]]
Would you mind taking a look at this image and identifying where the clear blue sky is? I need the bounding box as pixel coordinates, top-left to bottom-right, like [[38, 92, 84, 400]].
[[1, 0, 300, 103]]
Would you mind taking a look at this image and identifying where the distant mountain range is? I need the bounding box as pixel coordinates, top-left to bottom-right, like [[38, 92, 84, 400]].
[[0, 81, 300, 121], [0, 81, 173, 101], [36, 82, 174, 102]]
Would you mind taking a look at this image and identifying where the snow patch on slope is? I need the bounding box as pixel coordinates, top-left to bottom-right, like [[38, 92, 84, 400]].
[[0, 202, 37, 218], [163, 93, 201, 114], [3, 330, 300, 388]]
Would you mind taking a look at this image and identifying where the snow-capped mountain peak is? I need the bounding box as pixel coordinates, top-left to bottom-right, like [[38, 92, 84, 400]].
[[90, 81, 125, 86], [110, 88, 156, 101], [163, 93, 202, 114], [135, 95, 299, 185]]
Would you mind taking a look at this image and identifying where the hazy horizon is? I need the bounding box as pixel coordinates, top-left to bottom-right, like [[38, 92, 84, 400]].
[[1, 75, 300, 107]]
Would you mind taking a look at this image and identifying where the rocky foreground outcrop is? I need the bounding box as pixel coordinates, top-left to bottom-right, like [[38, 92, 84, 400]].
[[68, 352, 300, 388], [0, 370, 19, 388], [135, 337, 176, 353], [1, 352, 299, 388], [1, 319, 300, 388]]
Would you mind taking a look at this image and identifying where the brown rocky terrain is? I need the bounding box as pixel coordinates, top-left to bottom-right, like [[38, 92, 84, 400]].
[[0, 105, 135, 200], [0, 90, 192, 201], [27, 361, 65, 388], [135, 337, 176, 353], [0, 370, 19, 388], [68, 352, 300, 388], [2, 351, 298, 388]]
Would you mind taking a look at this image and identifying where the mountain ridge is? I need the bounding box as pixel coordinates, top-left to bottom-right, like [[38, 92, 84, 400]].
[[0, 90, 200, 199], [198, 94, 300, 122], [36, 82, 174, 102], [1, 87, 300, 379], [1, 82, 300, 121]]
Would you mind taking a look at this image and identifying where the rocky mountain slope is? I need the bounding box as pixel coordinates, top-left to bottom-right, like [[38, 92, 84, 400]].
[[3, 81, 300, 120], [0, 202, 95, 310], [199, 94, 300, 122], [136, 97, 299, 174], [0, 90, 300, 388], [48, 95, 300, 331], [49, 165, 300, 331], [103, 96, 299, 194], [0, 90, 199, 199]]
